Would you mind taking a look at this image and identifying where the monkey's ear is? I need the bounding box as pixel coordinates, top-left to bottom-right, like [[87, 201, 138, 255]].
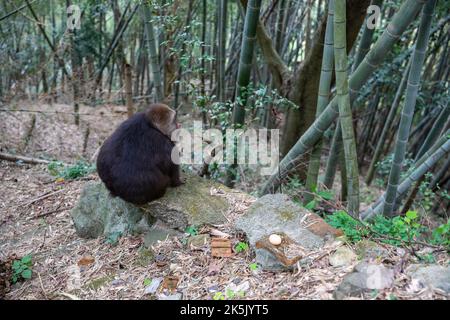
[[146, 104, 177, 137]]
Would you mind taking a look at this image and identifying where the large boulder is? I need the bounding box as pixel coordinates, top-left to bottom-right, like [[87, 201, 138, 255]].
[[71, 174, 230, 238], [407, 264, 450, 294], [71, 182, 153, 238], [235, 194, 328, 270]]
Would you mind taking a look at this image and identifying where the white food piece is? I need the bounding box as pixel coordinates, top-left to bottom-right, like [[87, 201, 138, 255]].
[[269, 234, 282, 246]]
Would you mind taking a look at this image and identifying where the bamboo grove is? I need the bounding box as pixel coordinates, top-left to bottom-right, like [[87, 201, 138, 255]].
[[0, 0, 449, 219]]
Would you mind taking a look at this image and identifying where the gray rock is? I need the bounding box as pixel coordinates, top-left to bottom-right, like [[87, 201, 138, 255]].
[[70, 182, 154, 238], [141, 174, 230, 229], [334, 262, 394, 299], [329, 246, 357, 267], [71, 174, 230, 238], [235, 194, 324, 270], [407, 264, 450, 293]]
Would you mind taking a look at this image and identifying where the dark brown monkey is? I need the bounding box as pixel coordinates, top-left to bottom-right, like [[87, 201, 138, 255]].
[[96, 103, 182, 205]]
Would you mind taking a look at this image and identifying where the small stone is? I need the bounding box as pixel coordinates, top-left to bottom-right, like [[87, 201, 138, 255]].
[[329, 246, 357, 267], [269, 234, 282, 246]]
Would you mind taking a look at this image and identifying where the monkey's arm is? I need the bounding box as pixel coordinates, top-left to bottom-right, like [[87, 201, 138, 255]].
[[170, 165, 184, 187]]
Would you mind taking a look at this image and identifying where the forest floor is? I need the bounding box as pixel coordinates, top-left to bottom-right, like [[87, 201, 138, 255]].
[[0, 101, 448, 300]]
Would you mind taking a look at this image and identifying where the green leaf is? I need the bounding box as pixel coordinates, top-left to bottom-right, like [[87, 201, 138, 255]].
[[317, 190, 333, 200], [185, 226, 198, 236], [249, 263, 258, 271], [143, 278, 151, 286], [213, 292, 225, 300], [225, 289, 235, 299], [234, 242, 249, 253], [12, 261, 21, 270], [405, 210, 418, 220], [21, 255, 32, 265], [21, 269, 32, 280], [305, 200, 316, 210]]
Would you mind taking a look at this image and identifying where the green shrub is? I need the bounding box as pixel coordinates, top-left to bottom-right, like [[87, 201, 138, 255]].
[[325, 210, 448, 249], [47, 160, 95, 180]]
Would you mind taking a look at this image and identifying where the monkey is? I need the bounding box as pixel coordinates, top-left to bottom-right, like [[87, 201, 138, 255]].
[[96, 103, 183, 205]]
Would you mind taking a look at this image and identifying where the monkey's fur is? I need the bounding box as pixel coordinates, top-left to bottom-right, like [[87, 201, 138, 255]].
[[97, 103, 182, 205]]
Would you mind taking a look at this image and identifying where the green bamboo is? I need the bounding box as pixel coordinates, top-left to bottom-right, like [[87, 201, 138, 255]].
[[142, 2, 163, 102], [218, 0, 227, 102], [304, 0, 335, 204], [232, 0, 262, 126], [415, 129, 450, 168], [333, 0, 359, 215], [323, 123, 342, 188], [365, 60, 411, 185], [415, 102, 449, 160], [260, 0, 426, 195], [357, 129, 450, 213], [382, 0, 436, 216], [362, 137, 450, 220], [226, 0, 262, 187], [324, 0, 383, 188], [352, 0, 383, 70]]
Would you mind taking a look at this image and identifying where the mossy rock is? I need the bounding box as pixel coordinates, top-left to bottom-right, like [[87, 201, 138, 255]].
[[141, 174, 230, 230], [70, 182, 154, 238], [71, 174, 230, 238], [235, 194, 324, 270]]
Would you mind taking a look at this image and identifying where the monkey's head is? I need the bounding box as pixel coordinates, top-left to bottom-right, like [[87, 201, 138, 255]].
[[145, 103, 180, 137]]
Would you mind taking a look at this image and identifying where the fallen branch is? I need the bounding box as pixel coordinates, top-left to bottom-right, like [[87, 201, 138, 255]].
[[20, 189, 65, 207], [0, 152, 51, 165]]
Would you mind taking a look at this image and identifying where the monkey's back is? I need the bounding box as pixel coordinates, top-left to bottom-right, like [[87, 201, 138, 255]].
[[96, 112, 175, 205]]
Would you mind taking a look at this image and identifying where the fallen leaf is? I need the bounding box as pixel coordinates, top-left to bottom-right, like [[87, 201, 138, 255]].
[[77, 255, 95, 266], [162, 276, 179, 291]]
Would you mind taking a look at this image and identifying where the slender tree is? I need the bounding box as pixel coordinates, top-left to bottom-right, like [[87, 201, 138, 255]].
[[352, 0, 383, 70], [365, 60, 411, 185], [142, 2, 163, 102], [415, 101, 449, 160], [217, 0, 228, 102], [333, 0, 359, 215], [382, 0, 436, 216], [232, 0, 263, 126], [226, 0, 262, 187], [304, 0, 334, 204]]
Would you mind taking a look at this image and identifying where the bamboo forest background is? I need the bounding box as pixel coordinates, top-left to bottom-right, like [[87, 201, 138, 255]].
[[0, 0, 449, 220]]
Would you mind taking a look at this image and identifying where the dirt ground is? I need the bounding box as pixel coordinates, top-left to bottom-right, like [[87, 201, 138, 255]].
[[0, 102, 448, 300]]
